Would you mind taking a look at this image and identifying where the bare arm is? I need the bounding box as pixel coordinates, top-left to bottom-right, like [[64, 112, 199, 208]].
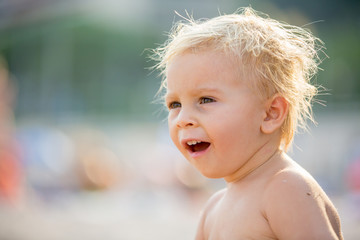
[[263, 170, 343, 240]]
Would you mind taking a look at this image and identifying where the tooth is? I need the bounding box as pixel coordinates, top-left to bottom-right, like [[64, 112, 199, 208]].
[[187, 140, 202, 145]]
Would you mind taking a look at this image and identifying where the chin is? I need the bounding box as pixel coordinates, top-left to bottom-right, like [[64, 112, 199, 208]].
[[198, 168, 224, 179]]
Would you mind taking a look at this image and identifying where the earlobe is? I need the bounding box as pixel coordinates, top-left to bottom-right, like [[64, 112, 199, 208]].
[[261, 95, 288, 134]]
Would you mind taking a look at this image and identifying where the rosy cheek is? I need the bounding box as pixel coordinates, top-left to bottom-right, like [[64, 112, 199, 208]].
[[169, 127, 178, 146]]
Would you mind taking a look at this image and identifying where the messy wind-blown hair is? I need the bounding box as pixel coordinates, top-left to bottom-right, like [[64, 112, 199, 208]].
[[151, 7, 325, 150]]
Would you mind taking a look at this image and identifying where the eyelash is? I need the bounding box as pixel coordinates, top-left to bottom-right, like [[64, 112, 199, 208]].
[[168, 101, 181, 109], [199, 97, 215, 104], [167, 97, 216, 110]]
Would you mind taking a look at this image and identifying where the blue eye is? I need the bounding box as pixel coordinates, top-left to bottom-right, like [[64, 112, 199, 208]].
[[199, 97, 215, 104], [168, 101, 181, 109]]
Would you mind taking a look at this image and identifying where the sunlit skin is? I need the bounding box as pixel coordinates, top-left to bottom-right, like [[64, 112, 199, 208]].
[[165, 50, 343, 240]]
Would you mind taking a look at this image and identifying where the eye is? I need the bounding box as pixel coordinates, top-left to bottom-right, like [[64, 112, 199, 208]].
[[199, 97, 215, 104], [168, 101, 181, 109]]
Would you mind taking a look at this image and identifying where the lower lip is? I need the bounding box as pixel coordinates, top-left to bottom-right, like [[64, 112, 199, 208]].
[[188, 145, 210, 158]]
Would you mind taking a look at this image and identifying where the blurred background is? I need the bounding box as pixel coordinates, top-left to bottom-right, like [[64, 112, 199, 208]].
[[0, 0, 359, 239]]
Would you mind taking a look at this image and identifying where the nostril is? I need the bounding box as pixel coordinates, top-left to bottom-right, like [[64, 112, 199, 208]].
[[177, 119, 196, 128], [175, 109, 197, 128]]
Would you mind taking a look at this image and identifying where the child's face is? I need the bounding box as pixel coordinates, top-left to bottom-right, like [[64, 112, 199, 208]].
[[165, 50, 267, 181]]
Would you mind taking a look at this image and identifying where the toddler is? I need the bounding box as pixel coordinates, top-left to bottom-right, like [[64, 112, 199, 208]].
[[152, 7, 343, 240]]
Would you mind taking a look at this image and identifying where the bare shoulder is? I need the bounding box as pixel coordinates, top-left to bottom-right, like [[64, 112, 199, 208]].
[[263, 157, 343, 239], [194, 188, 226, 240], [204, 188, 227, 211]]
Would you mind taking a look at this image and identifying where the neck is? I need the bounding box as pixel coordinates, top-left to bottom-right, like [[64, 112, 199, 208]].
[[224, 138, 281, 184]]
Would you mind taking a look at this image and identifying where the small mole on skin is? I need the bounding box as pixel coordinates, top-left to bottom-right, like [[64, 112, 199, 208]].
[[306, 192, 311, 196]]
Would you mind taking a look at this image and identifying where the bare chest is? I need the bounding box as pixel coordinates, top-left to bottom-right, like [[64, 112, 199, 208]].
[[203, 194, 276, 240]]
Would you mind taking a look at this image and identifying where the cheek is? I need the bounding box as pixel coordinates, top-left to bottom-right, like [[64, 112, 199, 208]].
[[168, 119, 180, 147], [213, 112, 260, 146], [169, 128, 177, 145]]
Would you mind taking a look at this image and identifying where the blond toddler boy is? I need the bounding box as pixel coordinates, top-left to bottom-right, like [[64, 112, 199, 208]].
[[152, 7, 343, 240]]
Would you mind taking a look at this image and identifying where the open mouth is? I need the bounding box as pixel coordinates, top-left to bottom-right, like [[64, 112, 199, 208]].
[[186, 140, 211, 153]]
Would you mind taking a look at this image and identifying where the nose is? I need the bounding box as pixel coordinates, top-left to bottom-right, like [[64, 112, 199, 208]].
[[175, 108, 197, 128]]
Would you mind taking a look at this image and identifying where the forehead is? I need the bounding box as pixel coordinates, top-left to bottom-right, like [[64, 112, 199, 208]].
[[165, 50, 241, 91]]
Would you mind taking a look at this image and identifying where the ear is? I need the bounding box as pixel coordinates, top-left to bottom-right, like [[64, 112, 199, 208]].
[[261, 95, 289, 134]]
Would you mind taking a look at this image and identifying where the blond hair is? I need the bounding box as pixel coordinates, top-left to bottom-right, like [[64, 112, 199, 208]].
[[152, 7, 325, 150]]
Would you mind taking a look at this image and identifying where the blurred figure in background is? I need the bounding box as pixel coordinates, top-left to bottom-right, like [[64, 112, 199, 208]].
[[73, 128, 125, 191], [346, 151, 360, 220], [0, 57, 22, 206]]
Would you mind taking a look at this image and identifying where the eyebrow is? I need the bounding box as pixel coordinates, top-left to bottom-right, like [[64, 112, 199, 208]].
[[165, 87, 223, 100], [164, 93, 174, 101], [195, 87, 223, 94]]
